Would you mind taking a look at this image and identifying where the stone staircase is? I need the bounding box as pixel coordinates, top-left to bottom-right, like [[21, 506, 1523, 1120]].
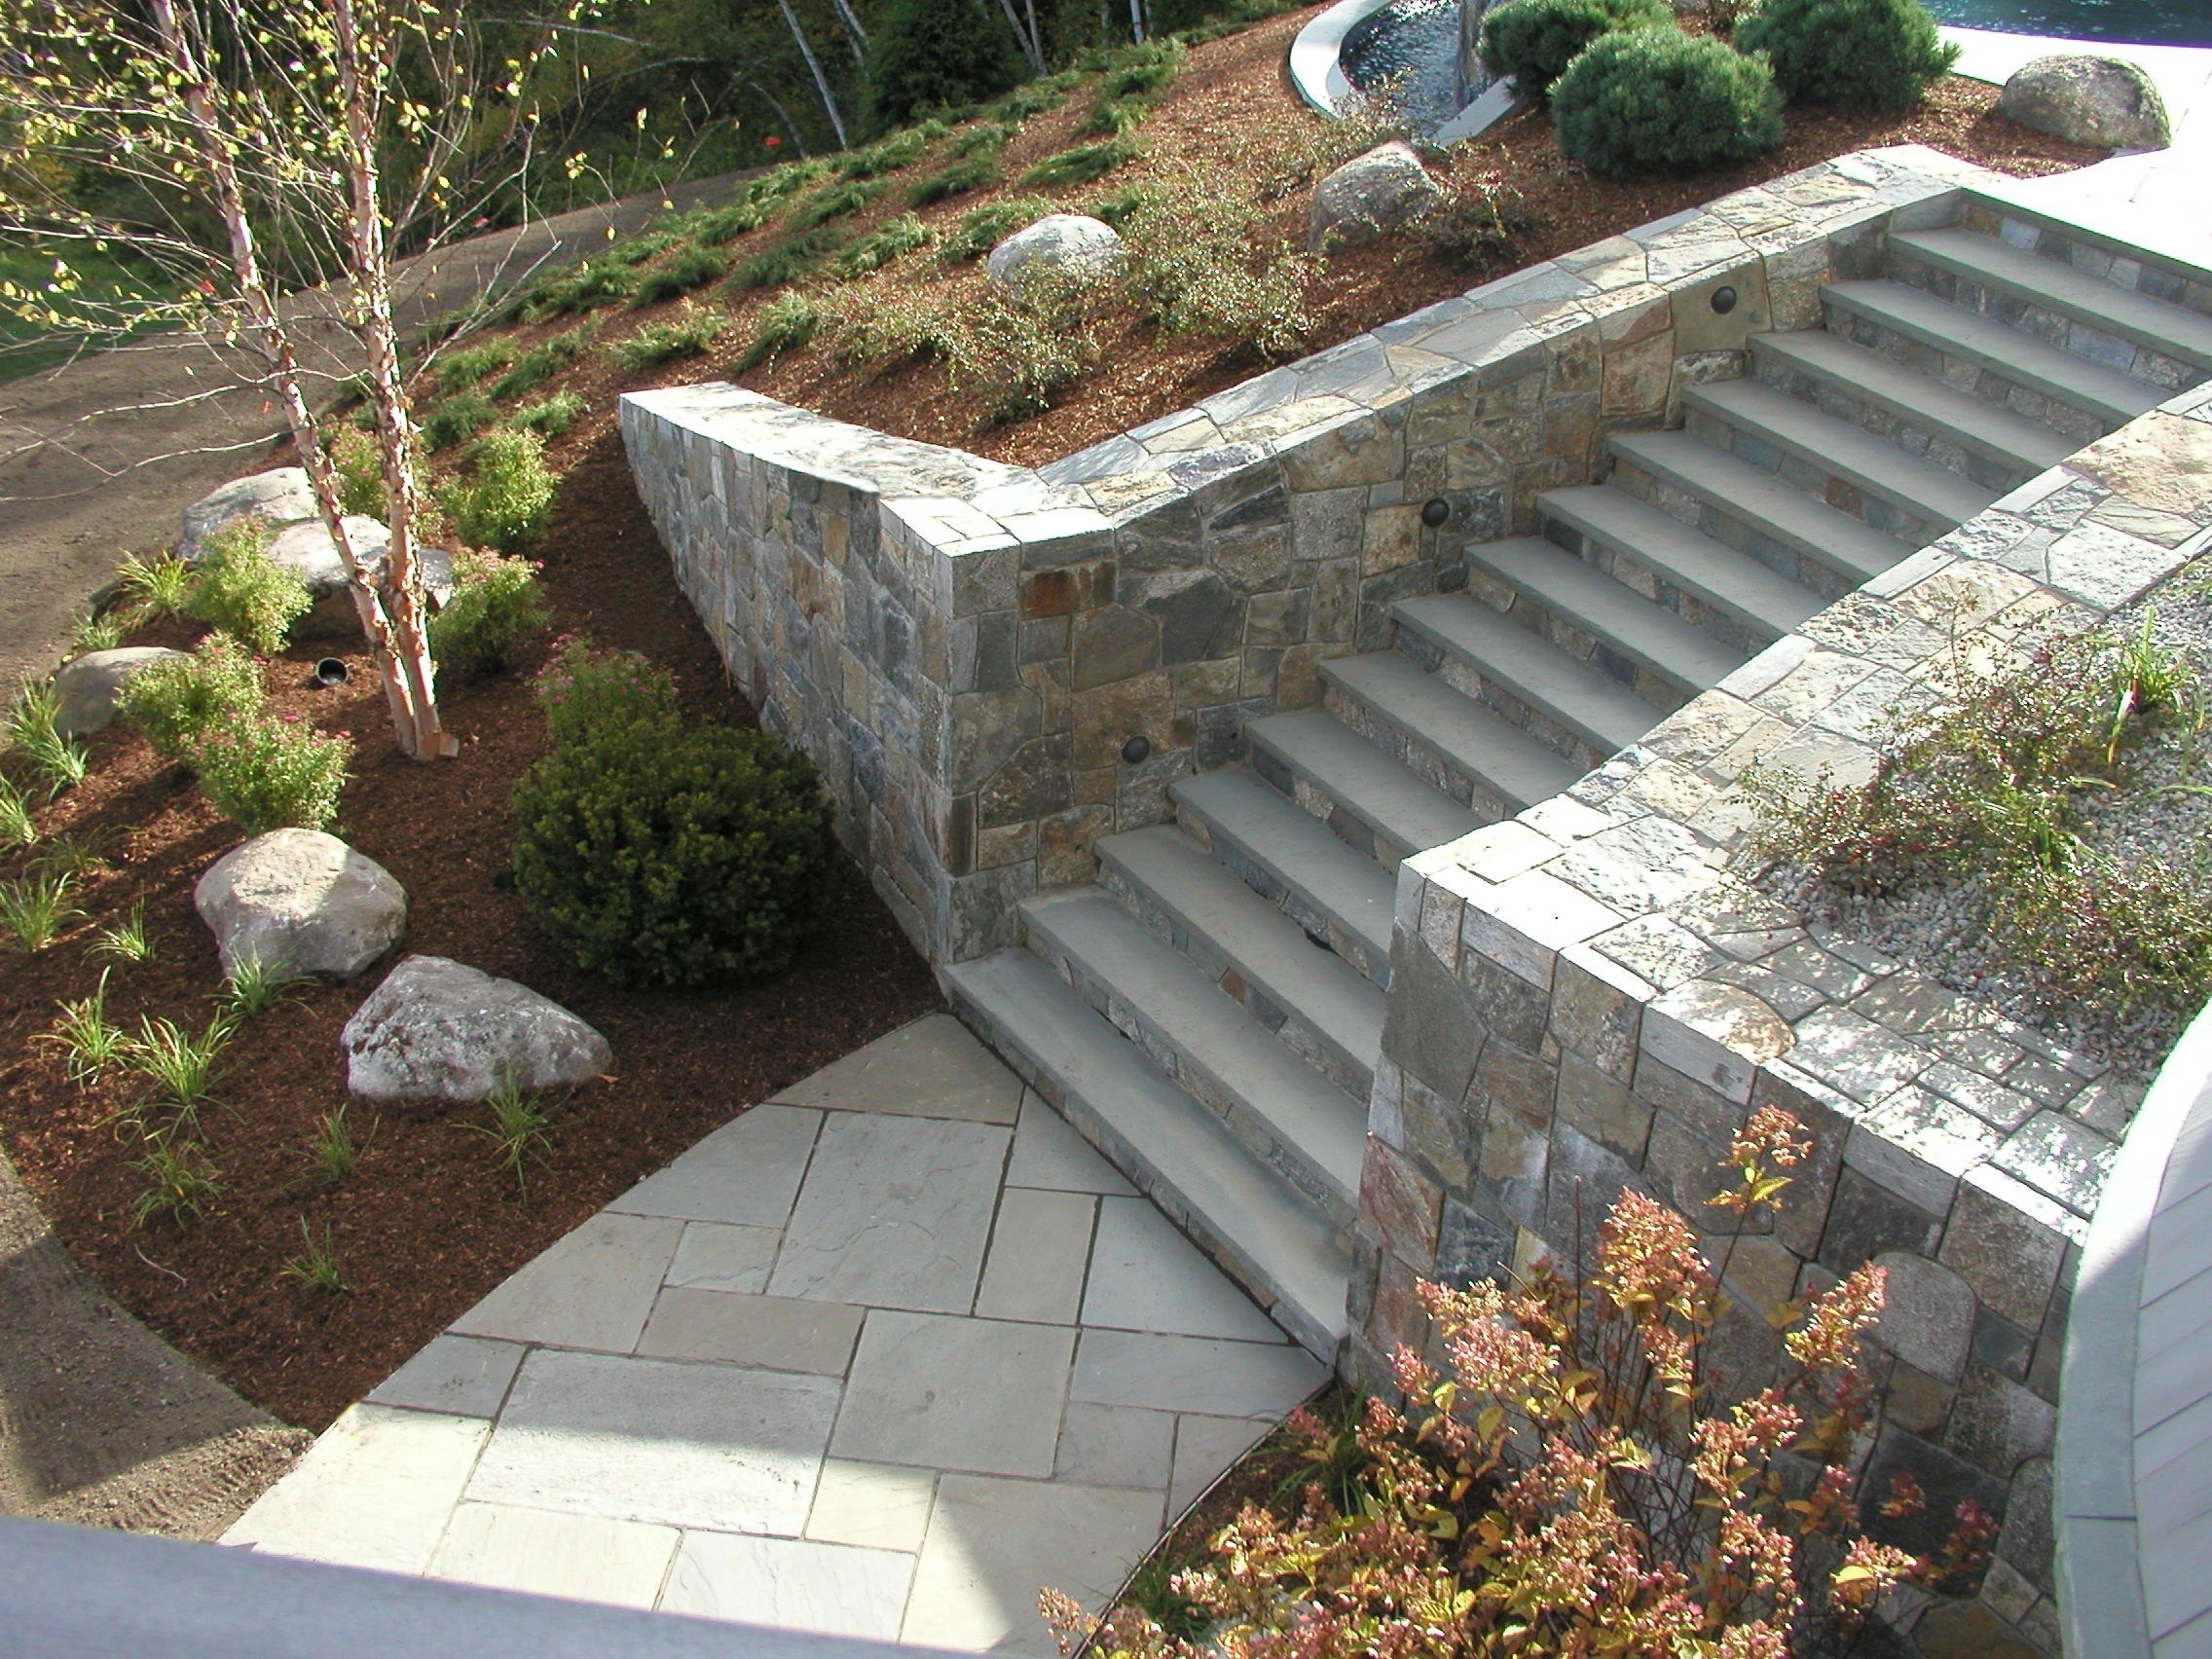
[[947, 200, 2212, 1362]]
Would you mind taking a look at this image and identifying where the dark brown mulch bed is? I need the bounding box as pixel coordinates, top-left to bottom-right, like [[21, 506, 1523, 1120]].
[[0, 434, 940, 1431]]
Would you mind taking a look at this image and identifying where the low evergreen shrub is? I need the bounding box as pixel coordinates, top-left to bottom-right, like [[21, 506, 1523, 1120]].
[[487, 323, 596, 402], [1736, 0, 1958, 113], [508, 389, 587, 438], [1553, 27, 1783, 177], [939, 194, 1056, 261], [629, 243, 729, 308], [788, 177, 892, 229], [511, 642, 833, 988], [863, 0, 1027, 132], [1020, 134, 1143, 189], [188, 520, 312, 654], [117, 634, 268, 762], [438, 427, 558, 553], [1479, 0, 1671, 94], [434, 337, 517, 392], [834, 212, 934, 276], [421, 389, 499, 451], [609, 307, 725, 370], [730, 226, 850, 289], [907, 153, 1001, 205], [427, 551, 550, 682], [736, 290, 823, 372], [329, 426, 387, 517]]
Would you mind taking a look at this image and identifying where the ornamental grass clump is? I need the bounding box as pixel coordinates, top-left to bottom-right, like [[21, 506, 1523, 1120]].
[[511, 640, 834, 988], [1737, 0, 1958, 113], [1050, 1108, 1993, 1659]]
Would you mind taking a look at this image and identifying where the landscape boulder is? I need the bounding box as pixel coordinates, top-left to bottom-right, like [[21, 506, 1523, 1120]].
[[2000, 55, 2171, 151], [986, 213, 1126, 297], [54, 646, 187, 738], [265, 516, 456, 637], [178, 467, 317, 562], [342, 955, 612, 1106], [1308, 141, 1444, 251], [196, 829, 408, 980]]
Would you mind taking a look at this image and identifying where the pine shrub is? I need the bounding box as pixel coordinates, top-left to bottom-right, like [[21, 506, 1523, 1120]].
[[1553, 27, 1784, 177], [511, 642, 833, 988], [438, 427, 558, 553], [1479, 0, 1672, 94], [1736, 0, 1958, 113], [188, 520, 313, 654], [863, 0, 1027, 132], [427, 551, 550, 682], [117, 634, 268, 762]]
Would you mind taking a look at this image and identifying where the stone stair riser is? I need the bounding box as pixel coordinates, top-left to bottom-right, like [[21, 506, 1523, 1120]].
[[1019, 924, 1357, 1231], [1959, 201, 2212, 321], [1462, 565, 1698, 714], [1389, 626, 1615, 775], [1604, 457, 1865, 605], [1538, 521, 1776, 658], [1173, 796, 1393, 985], [1320, 680, 1500, 819], [1887, 254, 2200, 392], [1824, 305, 2111, 448], [1097, 861, 1375, 1101], [1680, 406, 1950, 548], [1248, 745, 1411, 870], [1749, 357, 2029, 494]]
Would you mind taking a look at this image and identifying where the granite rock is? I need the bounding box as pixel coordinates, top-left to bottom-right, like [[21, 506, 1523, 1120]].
[[196, 830, 408, 980], [342, 955, 611, 1105]]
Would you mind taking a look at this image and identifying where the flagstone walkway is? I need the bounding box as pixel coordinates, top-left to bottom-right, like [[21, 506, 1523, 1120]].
[[223, 1014, 1328, 1654]]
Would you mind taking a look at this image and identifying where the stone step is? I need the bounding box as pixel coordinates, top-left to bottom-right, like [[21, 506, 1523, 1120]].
[[1607, 429, 1917, 591], [1391, 591, 1658, 759], [1171, 765, 1397, 986], [1538, 485, 1825, 643], [1321, 650, 1584, 817], [1825, 277, 2162, 431], [945, 946, 1350, 1359], [1097, 826, 1385, 1100], [1682, 378, 1998, 537], [1462, 535, 1746, 699], [1019, 890, 1368, 1235], [1890, 226, 2212, 380], [1751, 328, 2076, 485], [1247, 707, 1481, 869]]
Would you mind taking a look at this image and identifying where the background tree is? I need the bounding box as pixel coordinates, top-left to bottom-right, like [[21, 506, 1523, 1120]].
[[863, 0, 1030, 130]]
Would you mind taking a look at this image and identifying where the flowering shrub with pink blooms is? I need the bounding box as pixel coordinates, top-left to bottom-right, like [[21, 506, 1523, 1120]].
[[1048, 1109, 1992, 1658]]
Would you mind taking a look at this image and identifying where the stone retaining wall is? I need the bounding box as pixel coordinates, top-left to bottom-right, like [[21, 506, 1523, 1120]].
[[622, 144, 1994, 967], [1353, 378, 2212, 1658]]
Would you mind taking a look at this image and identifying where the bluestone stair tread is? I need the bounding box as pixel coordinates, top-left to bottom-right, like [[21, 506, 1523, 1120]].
[[1752, 329, 2076, 478], [1244, 709, 1480, 860], [1097, 826, 1385, 1088], [1607, 429, 1915, 584], [1021, 890, 1368, 1217], [1682, 378, 1999, 530], [1322, 650, 1585, 806], [1390, 591, 1659, 756], [1462, 535, 1747, 694], [1538, 485, 1825, 641], [1172, 766, 1399, 975], [1825, 277, 2163, 427], [1891, 226, 2212, 373], [945, 947, 1349, 1354]]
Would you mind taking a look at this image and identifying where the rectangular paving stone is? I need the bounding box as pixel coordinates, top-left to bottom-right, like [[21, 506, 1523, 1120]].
[[1082, 1197, 1288, 1344], [224, 1405, 488, 1574], [976, 1188, 1095, 1324], [665, 1222, 781, 1294], [1054, 1403, 1176, 1491], [768, 1114, 1010, 1313], [450, 1212, 682, 1354], [1171, 1414, 1275, 1515], [1006, 1093, 1137, 1195], [608, 1105, 823, 1229], [1070, 1329, 1326, 1419], [659, 1530, 915, 1641], [804, 1459, 939, 1553], [637, 1288, 865, 1376], [367, 1334, 525, 1419], [769, 1013, 1024, 1124], [902, 1474, 1166, 1657], [830, 1309, 1075, 1479], [427, 1501, 679, 1608], [466, 1347, 838, 1534]]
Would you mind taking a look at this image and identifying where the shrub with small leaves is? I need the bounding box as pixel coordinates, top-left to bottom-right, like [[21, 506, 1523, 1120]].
[[941, 268, 1107, 423], [116, 633, 267, 762], [192, 717, 353, 834], [819, 282, 960, 372], [1123, 174, 1317, 360], [1737, 0, 1959, 113], [1479, 0, 1672, 94], [610, 307, 725, 370], [187, 519, 313, 654], [438, 426, 558, 554], [1421, 166, 1528, 271], [328, 426, 387, 518], [428, 550, 551, 682], [1552, 26, 1784, 178]]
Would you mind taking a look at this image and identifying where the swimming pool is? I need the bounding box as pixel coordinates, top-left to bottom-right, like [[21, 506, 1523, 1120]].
[[1923, 0, 2212, 48], [1339, 0, 1477, 133]]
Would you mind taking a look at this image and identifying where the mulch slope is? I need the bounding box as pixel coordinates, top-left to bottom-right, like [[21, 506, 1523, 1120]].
[[0, 439, 940, 1432]]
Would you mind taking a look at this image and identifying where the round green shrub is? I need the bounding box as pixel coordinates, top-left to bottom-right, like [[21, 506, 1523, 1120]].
[[1553, 28, 1784, 179], [512, 646, 833, 989], [1736, 0, 1958, 113], [863, 0, 1027, 133], [428, 551, 551, 683], [1479, 0, 1672, 96]]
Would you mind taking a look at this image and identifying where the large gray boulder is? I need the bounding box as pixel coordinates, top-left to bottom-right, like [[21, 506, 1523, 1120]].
[[54, 646, 187, 738], [986, 213, 1126, 298], [1309, 141, 1444, 251], [196, 830, 408, 980], [265, 517, 456, 637], [2000, 55, 2171, 151], [342, 955, 612, 1106], [179, 467, 317, 562]]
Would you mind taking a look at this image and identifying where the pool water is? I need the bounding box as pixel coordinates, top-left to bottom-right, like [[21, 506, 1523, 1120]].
[[1924, 0, 2212, 47], [1340, 0, 1471, 133]]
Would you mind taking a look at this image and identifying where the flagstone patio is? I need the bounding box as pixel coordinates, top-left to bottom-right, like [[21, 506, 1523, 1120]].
[[223, 1014, 1328, 1654]]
